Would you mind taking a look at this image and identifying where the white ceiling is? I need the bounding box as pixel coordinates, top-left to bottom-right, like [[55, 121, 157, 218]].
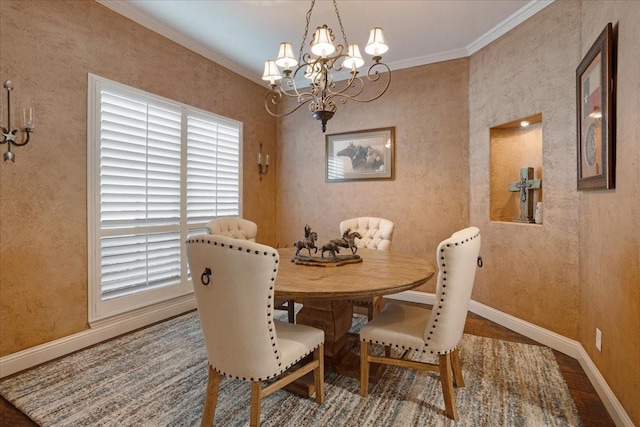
[[98, 0, 553, 86]]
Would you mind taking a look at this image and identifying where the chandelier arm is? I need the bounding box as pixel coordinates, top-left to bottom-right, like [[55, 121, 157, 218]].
[[324, 64, 391, 104], [264, 91, 314, 118], [325, 73, 366, 99]]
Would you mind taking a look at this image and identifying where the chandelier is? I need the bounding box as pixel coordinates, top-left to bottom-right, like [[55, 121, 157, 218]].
[[261, 0, 391, 132]]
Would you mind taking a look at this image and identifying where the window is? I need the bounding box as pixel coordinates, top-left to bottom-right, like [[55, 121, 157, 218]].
[[87, 74, 242, 322]]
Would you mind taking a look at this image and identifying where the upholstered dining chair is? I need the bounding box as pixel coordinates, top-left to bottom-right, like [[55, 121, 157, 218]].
[[206, 217, 257, 241], [339, 217, 395, 320], [186, 235, 325, 427], [359, 226, 481, 420], [207, 217, 295, 323]]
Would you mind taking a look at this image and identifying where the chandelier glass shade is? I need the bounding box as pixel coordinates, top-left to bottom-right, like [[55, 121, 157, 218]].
[[262, 0, 391, 132]]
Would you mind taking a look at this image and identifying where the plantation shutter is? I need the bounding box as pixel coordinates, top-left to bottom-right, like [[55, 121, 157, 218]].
[[186, 111, 240, 224], [99, 90, 183, 300]]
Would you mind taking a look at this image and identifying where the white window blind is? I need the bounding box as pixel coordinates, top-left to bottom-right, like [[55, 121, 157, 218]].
[[186, 111, 240, 223], [88, 74, 242, 322]]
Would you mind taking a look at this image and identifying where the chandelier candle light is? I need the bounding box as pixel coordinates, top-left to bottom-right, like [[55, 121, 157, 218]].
[[262, 0, 391, 132], [1, 80, 35, 162]]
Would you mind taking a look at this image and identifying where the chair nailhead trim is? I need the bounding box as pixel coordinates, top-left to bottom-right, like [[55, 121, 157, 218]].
[[422, 229, 480, 352], [187, 237, 298, 382]]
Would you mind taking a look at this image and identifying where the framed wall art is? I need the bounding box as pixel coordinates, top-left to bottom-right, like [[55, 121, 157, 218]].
[[576, 22, 615, 190], [325, 127, 395, 182]]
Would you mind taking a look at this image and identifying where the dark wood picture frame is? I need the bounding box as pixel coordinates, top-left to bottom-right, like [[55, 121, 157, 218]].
[[576, 22, 615, 190], [325, 127, 395, 182]]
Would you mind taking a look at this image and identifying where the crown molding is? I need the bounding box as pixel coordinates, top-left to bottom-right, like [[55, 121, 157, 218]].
[[95, 0, 262, 85], [388, 47, 470, 70], [466, 0, 555, 55]]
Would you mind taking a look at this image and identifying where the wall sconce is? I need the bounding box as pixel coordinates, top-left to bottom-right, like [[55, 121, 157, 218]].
[[257, 143, 270, 181], [1, 80, 35, 162]]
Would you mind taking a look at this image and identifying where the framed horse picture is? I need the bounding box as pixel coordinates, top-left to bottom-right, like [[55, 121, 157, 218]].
[[325, 127, 395, 182]]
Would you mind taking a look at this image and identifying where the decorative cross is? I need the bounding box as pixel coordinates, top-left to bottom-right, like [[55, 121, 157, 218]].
[[508, 167, 542, 223]]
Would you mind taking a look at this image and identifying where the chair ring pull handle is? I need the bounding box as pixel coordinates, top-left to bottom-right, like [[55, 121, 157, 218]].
[[477, 256, 483, 268], [201, 268, 212, 286]]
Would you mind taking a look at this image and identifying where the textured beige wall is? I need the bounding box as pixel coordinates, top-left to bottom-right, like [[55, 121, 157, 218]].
[[470, 0, 639, 423], [579, 2, 640, 424], [275, 59, 470, 293], [469, 0, 581, 339], [0, 0, 276, 355]]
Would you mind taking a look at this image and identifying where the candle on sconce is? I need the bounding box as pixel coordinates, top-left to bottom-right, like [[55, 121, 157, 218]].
[[265, 154, 270, 166], [257, 152, 262, 165], [22, 106, 35, 130]]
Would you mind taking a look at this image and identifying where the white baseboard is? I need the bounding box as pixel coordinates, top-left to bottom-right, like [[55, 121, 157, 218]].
[[385, 291, 633, 427], [575, 345, 635, 427], [0, 295, 196, 378]]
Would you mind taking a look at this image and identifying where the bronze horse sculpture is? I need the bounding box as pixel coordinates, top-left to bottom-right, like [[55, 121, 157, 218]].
[[340, 229, 361, 254], [320, 241, 341, 260], [321, 229, 362, 260], [329, 229, 361, 254], [294, 230, 318, 257]]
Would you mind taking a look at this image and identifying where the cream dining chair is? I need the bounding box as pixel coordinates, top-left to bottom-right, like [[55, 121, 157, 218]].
[[339, 217, 395, 320], [207, 217, 295, 323], [186, 235, 325, 427], [359, 226, 481, 420]]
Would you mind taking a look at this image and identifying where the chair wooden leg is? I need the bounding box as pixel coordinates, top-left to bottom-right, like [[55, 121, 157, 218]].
[[201, 365, 220, 427], [250, 381, 262, 427], [375, 296, 385, 314], [451, 348, 465, 388], [313, 344, 325, 404], [360, 341, 370, 396], [367, 304, 374, 321], [287, 299, 295, 323], [439, 353, 458, 420]]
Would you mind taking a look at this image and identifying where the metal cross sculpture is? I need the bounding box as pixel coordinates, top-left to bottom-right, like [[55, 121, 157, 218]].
[[508, 167, 542, 223]]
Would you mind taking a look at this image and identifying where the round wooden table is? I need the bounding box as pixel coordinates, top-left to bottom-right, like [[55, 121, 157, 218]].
[[275, 247, 435, 390], [276, 247, 436, 300]]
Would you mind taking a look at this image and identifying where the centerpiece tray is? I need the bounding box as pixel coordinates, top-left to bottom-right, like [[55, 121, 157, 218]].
[[291, 254, 362, 267]]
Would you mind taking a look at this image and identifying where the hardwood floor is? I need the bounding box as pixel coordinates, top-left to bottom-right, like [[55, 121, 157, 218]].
[[0, 310, 614, 426]]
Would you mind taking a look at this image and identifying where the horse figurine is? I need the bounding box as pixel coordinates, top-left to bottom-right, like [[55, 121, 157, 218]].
[[294, 231, 318, 257], [329, 228, 361, 254], [342, 229, 362, 254], [321, 241, 340, 260]]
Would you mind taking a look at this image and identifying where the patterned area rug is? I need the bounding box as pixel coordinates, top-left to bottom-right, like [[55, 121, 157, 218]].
[[0, 311, 582, 426]]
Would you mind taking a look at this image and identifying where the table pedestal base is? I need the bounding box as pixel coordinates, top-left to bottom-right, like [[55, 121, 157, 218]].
[[296, 299, 352, 357], [286, 300, 386, 398]]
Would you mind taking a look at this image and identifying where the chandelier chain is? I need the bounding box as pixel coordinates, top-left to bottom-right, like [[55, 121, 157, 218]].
[[299, 0, 317, 62], [332, 0, 349, 49]]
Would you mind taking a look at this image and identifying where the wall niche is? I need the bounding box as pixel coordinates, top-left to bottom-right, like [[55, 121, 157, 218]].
[[490, 114, 543, 224]]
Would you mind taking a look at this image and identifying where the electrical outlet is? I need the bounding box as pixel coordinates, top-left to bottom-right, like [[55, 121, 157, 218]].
[[595, 328, 602, 351]]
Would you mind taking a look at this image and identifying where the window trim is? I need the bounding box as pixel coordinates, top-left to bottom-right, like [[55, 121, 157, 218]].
[[87, 74, 243, 324]]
